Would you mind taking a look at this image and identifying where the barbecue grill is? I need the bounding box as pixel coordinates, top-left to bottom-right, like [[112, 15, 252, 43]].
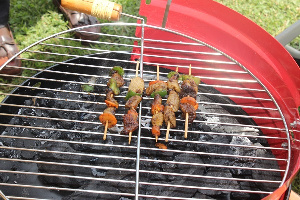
[[0, 0, 299, 199]]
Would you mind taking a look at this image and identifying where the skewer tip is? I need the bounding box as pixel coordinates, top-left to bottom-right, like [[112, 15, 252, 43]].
[[128, 132, 132, 144], [165, 121, 170, 142], [155, 136, 158, 142], [103, 120, 108, 141], [184, 113, 189, 139]]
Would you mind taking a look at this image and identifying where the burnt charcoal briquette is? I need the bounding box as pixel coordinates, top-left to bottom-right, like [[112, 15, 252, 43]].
[[37, 142, 84, 188], [252, 148, 281, 197], [199, 168, 239, 196], [62, 181, 127, 200]]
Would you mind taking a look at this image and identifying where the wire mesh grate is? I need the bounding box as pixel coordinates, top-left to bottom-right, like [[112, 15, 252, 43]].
[[0, 22, 290, 200]]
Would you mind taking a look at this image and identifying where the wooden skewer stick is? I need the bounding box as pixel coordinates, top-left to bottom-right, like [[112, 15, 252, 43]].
[[184, 112, 189, 138], [103, 93, 114, 141], [128, 60, 140, 144], [166, 121, 171, 142], [184, 64, 192, 139], [166, 66, 179, 142], [128, 132, 132, 144], [103, 121, 108, 140]]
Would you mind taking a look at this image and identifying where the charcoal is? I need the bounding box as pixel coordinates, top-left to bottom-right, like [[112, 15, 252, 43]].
[[62, 181, 126, 200], [199, 168, 239, 196], [252, 146, 281, 195], [0, 59, 282, 199], [193, 192, 214, 199], [37, 142, 86, 188], [230, 180, 252, 199]]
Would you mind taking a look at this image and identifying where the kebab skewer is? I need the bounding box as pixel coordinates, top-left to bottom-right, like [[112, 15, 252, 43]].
[[99, 66, 125, 140], [180, 65, 200, 138], [164, 67, 180, 142], [122, 61, 144, 144], [145, 65, 167, 142]]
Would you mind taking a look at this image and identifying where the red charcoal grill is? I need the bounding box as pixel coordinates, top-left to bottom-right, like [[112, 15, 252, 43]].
[[0, 0, 299, 199]]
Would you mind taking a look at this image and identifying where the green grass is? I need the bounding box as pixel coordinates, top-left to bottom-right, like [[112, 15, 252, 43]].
[[1, 0, 300, 195]]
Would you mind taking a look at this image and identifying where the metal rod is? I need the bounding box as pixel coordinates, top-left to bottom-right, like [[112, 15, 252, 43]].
[[134, 17, 146, 200], [0, 183, 135, 197], [140, 158, 285, 172]]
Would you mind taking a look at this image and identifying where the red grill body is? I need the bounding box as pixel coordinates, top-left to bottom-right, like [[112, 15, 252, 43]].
[[132, 0, 300, 199]]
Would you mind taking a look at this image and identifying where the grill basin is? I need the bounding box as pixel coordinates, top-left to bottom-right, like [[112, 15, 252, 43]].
[[0, 1, 300, 198]]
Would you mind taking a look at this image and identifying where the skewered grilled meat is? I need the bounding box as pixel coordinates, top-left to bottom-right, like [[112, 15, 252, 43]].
[[167, 73, 181, 93], [166, 90, 180, 112], [123, 75, 144, 143], [152, 112, 164, 137], [125, 95, 142, 110], [103, 106, 116, 115], [128, 77, 144, 94], [152, 112, 164, 127], [164, 105, 176, 128], [151, 94, 164, 139], [146, 80, 167, 96], [180, 103, 196, 123], [110, 72, 125, 88], [179, 79, 198, 99], [121, 108, 139, 135], [99, 66, 124, 139], [105, 89, 118, 108], [151, 95, 164, 115]]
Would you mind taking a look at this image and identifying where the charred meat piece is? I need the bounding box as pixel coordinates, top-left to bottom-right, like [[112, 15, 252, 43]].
[[105, 89, 119, 108], [166, 90, 180, 112], [121, 108, 139, 135], [167, 73, 181, 93], [179, 79, 198, 99], [146, 80, 167, 96], [180, 103, 196, 123], [128, 77, 144, 94], [103, 106, 116, 115], [152, 112, 164, 138], [152, 112, 164, 127], [151, 94, 164, 139], [164, 105, 177, 128], [125, 95, 142, 110], [110, 72, 125, 88], [151, 94, 164, 115]]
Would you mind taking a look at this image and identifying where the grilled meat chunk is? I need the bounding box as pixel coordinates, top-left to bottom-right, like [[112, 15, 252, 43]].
[[164, 105, 176, 128], [180, 103, 196, 123], [128, 77, 144, 94], [151, 94, 164, 115], [167, 73, 181, 93], [152, 112, 164, 127], [125, 95, 142, 110], [179, 79, 198, 99], [151, 94, 164, 139], [146, 80, 167, 96], [152, 112, 164, 138], [111, 72, 125, 88], [166, 90, 180, 112], [105, 89, 118, 107], [121, 108, 139, 135], [103, 106, 116, 115]]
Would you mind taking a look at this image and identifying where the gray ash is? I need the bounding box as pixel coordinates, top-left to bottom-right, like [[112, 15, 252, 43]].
[[0, 53, 282, 199]]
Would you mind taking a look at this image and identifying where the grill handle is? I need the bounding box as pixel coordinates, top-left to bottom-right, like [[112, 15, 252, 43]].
[[61, 0, 122, 21]]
